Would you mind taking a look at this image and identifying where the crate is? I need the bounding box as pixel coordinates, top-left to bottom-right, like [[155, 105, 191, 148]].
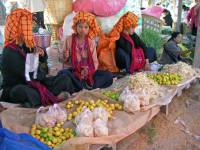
[[142, 14, 163, 32]]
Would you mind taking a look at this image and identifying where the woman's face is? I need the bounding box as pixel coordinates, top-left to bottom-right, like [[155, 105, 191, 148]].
[[174, 34, 182, 44], [76, 22, 89, 37], [126, 26, 135, 35]]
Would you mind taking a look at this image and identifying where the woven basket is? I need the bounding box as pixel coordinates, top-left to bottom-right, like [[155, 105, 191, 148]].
[[142, 14, 163, 32], [44, 0, 72, 25], [33, 33, 51, 49], [49, 24, 60, 41]]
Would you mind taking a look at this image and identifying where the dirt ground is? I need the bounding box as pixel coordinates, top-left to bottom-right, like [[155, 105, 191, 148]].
[[117, 81, 200, 150]]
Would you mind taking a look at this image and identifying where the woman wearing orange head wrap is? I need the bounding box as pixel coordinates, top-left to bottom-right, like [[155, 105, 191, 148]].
[[97, 12, 156, 74], [1, 9, 75, 107], [59, 12, 113, 90]]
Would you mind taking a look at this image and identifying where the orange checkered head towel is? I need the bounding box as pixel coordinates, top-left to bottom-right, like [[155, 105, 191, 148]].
[[4, 8, 35, 49], [109, 11, 139, 38], [72, 11, 101, 39]]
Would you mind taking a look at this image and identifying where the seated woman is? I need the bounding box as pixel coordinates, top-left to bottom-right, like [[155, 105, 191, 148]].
[[59, 12, 113, 90], [115, 12, 156, 74], [97, 12, 156, 74], [0, 8, 75, 107], [159, 32, 191, 64]]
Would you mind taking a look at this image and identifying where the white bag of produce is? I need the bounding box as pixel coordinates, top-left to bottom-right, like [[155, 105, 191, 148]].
[[63, 12, 76, 40], [93, 107, 109, 122], [93, 119, 108, 137], [119, 87, 140, 112], [76, 123, 94, 137], [75, 107, 93, 125], [35, 107, 57, 127], [136, 90, 150, 106], [49, 104, 67, 123]]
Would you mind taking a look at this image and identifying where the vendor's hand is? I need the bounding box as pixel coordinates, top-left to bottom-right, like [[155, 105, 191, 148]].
[[35, 47, 45, 56], [144, 59, 150, 71], [144, 63, 150, 71], [81, 67, 88, 78]]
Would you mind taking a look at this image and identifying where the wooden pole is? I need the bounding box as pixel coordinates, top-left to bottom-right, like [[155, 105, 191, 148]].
[[193, 9, 200, 68], [140, 0, 143, 8], [176, 0, 182, 31]]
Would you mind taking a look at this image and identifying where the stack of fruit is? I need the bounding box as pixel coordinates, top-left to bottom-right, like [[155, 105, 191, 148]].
[[147, 73, 183, 85], [30, 122, 75, 148], [65, 99, 123, 120], [103, 91, 120, 100]]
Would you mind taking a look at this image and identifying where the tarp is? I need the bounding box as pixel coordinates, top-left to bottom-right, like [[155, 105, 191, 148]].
[[73, 0, 127, 17], [0, 75, 199, 150], [141, 6, 164, 19]]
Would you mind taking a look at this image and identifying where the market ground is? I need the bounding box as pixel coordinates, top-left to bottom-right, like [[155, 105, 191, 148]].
[[117, 81, 200, 150]]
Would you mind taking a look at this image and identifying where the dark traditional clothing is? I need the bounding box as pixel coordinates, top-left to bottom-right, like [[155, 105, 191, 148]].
[[0, 9, 75, 107], [0, 44, 75, 107], [159, 40, 181, 64], [115, 33, 157, 73]]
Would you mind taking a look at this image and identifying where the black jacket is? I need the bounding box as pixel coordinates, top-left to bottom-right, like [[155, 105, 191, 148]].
[[0, 44, 48, 101], [116, 33, 149, 59]]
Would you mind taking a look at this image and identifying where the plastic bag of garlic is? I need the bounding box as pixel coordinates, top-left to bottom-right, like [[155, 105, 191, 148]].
[[128, 73, 164, 105]]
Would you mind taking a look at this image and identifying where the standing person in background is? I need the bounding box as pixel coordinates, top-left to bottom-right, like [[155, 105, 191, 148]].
[[182, 5, 189, 22], [161, 9, 173, 28], [187, 0, 200, 36], [180, 5, 189, 34], [23, 0, 46, 29]]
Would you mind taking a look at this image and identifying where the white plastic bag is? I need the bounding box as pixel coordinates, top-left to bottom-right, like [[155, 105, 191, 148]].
[[76, 123, 94, 137], [75, 107, 94, 137], [93, 119, 108, 137], [49, 104, 67, 123], [119, 87, 140, 113], [136, 89, 150, 106], [75, 107, 93, 125], [35, 107, 56, 127], [96, 15, 120, 33], [93, 107, 109, 122], [35, 104, 67, 127], [62, 12, 76, 40]]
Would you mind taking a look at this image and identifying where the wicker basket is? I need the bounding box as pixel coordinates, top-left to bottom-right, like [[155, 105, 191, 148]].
[[44, 0, 72, 25], [142, 14, 163, 32], [33, 33, 51, 49]]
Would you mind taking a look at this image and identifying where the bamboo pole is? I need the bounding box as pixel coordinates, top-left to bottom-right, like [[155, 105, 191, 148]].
[[193, 9, 200, 68], [176, 0, 183, 31]]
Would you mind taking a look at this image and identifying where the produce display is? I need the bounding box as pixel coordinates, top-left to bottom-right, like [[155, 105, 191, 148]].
[[65, 99, 123, 120], [128, 73, 163, 105], [163, 62, 197, 80], [75, 107, 109, 137], [35, 104, 67, 128], [103, 91, 120, 100], [119, 87, 140, 113], [147, 73, 183, 85], [30, 123, 75, 148]]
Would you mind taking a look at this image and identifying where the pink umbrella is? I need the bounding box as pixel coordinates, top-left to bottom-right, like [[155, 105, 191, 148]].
[[141, 6, 164, 19], [73, 0, 127, 17]]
